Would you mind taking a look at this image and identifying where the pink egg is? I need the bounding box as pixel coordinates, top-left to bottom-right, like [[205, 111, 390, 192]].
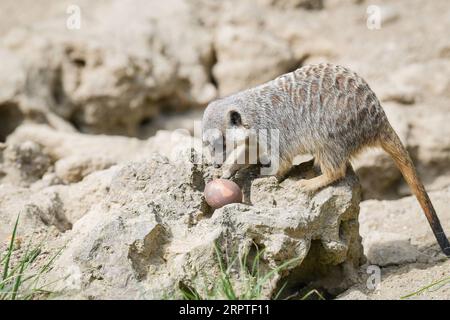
[[204, 179, 243, 209]]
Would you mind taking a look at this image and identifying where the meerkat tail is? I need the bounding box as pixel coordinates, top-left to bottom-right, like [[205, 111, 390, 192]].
[[379, 125, 450, 256]]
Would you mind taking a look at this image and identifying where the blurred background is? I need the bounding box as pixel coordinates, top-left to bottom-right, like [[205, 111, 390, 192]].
[[1, 0, 450, 300], [0, 0, 449, 200]]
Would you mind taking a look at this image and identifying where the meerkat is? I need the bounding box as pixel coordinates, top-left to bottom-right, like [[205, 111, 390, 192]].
[[202, 63, 450, 256]]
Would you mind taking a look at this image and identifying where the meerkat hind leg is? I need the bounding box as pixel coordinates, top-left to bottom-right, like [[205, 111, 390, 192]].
[[298, 162, 347, 192]]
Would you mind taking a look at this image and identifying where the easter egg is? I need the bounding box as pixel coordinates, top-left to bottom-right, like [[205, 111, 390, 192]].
[[204, 179, 243, 209]]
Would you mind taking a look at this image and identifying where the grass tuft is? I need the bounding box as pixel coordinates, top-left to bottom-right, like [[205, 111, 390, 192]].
[[179, 241, 316, 300], [0, 215, 60, 300]]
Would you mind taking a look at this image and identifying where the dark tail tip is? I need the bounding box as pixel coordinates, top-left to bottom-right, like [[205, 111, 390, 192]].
[[434, 231, 450, 257], [443, 246, 450, 257]]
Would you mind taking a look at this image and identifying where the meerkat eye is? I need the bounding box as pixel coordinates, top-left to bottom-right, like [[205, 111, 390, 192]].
[[229, 110, 242, 127]]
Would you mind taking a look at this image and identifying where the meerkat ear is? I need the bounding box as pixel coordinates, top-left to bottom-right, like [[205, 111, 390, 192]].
[[229, 110, 242, 127]]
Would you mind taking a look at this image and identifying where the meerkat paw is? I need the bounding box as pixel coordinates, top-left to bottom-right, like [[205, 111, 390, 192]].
[[297, 179, 321, 193], [221, 163, 242, 179], [221, 168, 235, 179]]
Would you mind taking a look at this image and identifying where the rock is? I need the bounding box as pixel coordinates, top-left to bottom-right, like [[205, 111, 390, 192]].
[[0, 184, 43, 238], [0, 0, 217, 136], [380, 60, 450, 105], [0, 102, 24, 143], [139, 110, 203, 137], [24, 189, 72, 232], [40, 136, 363, 299], [7, 123, 145, 167], [0, 128, 365, 298], [0, 140, 52, 186], [0, 165, 116, 237], [3, 123, 204, 185], [213, 24, 296, 96], [362, 231, 420, 267], [352, 148, 403, 200], [144, 129, 203, 163], [0, 48, 26, 141], [257, 0, 324, 10], [54, 156, 116, 184]]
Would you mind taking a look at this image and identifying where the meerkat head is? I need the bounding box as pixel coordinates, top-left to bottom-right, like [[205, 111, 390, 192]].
[[202, 98, 249, 168]]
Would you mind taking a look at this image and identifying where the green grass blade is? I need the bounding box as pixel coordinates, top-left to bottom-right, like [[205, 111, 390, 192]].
[[273, 281, 288, 300], [255, 257, 301, 291], [0, 217, 61, 300], [1, 215, 20, 289], [401, 277, 450, 299], [300, 289, 325, 300], [214, 243, 238, 299], [180, 283, 202, 300], [180, 243, 310, 300]]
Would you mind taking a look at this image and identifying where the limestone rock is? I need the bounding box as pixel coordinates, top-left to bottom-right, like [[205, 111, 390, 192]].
[[213, 24, 296, 96], [257, 0, 324, 10], [41, 141, 363, 299], [0, 0, 217, 136], [0, 140, 52, 186]]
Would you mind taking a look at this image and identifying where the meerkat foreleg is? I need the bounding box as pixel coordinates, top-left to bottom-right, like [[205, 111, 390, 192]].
[[221, 143, 248, 179]]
